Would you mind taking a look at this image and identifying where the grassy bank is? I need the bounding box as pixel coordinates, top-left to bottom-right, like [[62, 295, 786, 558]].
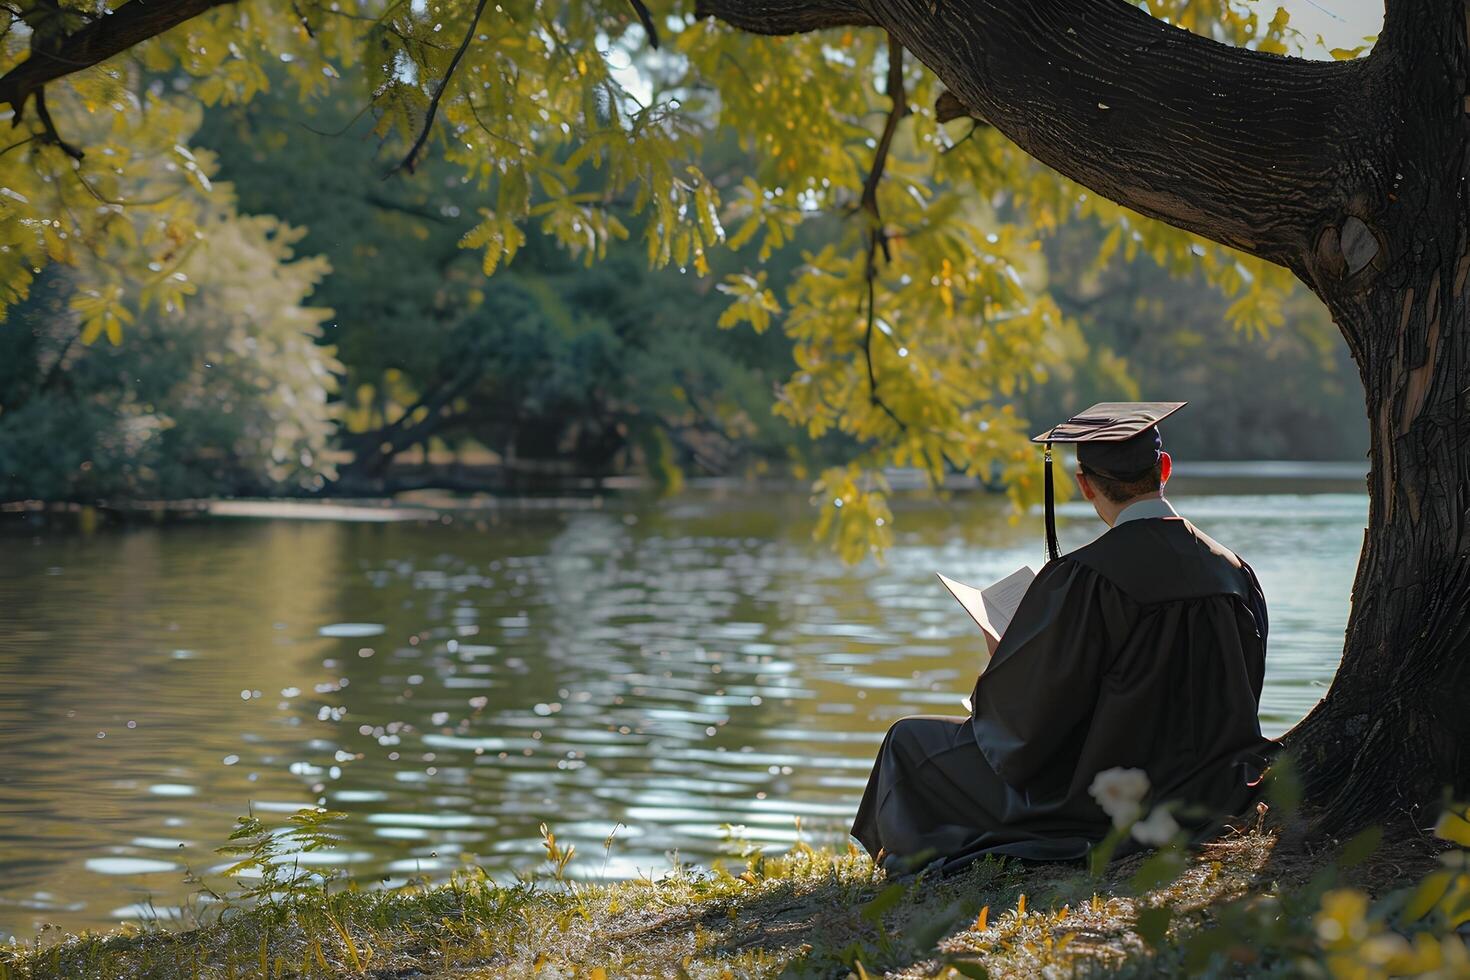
[[1, 813, 1458, 980]]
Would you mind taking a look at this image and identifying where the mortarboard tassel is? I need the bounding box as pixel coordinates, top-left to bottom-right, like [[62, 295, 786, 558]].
[[1043, 442, 1060, 563]]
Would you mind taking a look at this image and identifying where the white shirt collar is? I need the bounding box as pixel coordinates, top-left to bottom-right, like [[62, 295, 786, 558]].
[[1112, 496, 1179, 526]]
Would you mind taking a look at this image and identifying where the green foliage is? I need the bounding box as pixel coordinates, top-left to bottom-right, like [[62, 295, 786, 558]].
[[861, 882, 907, 923], [1, 0, 1367, 538], [215, 808, 349, 906], [1297, 811, 1470, 977], [1100, 803, 1470, 980], [6, 802, 1470, 980], [538, 821, 577, 885], [0, 201, 339, 500], [0, 86, 216, 331], [189, 81, 817, 485], [1134, 903, 1173, 949], [1024, 219, 1367, 462], [1340, 825, 1385, 868], [1130, 847, 1190, 894]]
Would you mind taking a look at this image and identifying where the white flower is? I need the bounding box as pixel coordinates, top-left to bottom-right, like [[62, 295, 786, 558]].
[[1088, 767, 1150, 828], [1131, 805, 1181, 847]]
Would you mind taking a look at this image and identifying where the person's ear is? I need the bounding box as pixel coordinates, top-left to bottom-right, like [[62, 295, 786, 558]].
[[1075, 470, 1095, 501], [1159, 451, 1172, 487]]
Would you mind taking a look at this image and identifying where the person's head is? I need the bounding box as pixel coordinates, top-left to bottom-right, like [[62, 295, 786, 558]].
[[1072, 426, 1172, 525], [1033, 402, 1186, 556]]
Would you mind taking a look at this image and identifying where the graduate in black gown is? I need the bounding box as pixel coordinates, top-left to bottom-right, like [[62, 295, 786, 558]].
[[851, 402, 1275, 871]]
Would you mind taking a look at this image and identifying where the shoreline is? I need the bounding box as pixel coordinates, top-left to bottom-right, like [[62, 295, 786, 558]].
[[0, 459, 1369, 528]]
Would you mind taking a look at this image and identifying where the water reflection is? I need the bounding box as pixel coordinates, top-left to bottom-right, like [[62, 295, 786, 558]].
[[0, 487, 1363, 937]]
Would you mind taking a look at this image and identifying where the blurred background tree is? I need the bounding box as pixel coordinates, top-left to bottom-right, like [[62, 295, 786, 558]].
[[0, 150, 340, 499], [1023, 218, 1366, 462], [190, 84, 824, 492]]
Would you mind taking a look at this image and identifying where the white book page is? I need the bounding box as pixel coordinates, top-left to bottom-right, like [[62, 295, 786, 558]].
[[936, 566, 1035, 642], [936, 573, 999, 640], [938, 566, 1036, 713], [981, 566, 1035, 637]]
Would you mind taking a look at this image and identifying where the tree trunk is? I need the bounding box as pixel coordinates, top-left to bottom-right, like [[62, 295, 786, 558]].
[[698, 0, 1470, 828], [1283, 26, 1470, 824]]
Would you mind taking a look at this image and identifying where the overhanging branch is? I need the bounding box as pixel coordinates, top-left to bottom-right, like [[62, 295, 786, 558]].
[[386, 0, 489, 176], [0, 0, 238, 116], [692, 0, 875, 35], [702, 0, 1374, 269], [860, 34, 909, 434]]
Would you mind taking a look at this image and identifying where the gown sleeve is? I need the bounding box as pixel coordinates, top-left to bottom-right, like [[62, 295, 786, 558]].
[[1239, 558, 1269, 699], [969, 559, 1134, 788], [1241, 558, 1269, 650]]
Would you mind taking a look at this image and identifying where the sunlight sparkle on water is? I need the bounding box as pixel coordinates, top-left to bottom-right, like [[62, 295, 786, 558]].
[[0, 484, 1362, 937]]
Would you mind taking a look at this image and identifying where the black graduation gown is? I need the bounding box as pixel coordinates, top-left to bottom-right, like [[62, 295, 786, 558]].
[[851, 515, 1274, 871]]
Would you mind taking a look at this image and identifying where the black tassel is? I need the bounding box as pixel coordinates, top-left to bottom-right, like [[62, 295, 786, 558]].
[[1044, 442, 1060, 563]]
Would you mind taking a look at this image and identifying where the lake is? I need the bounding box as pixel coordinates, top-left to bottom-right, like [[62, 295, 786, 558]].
[[0, 480, 1365, 938]]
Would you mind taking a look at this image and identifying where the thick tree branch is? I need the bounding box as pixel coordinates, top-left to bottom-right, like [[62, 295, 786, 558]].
[[702, 0, 1374, 268], [934, 88, 982, 124], [692, 0, 875, 34], [0, 0, 237, 116]]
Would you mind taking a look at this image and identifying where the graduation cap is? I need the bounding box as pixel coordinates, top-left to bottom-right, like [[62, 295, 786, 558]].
[[1031, 401, 1187, 562]]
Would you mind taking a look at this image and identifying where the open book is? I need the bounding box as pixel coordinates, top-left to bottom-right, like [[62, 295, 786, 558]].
[[937, 566, 1035, 711], [937, 566, 1036, 645]]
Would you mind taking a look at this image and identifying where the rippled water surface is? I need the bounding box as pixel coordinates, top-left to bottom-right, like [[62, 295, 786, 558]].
[[0, 485, 1365, 937]]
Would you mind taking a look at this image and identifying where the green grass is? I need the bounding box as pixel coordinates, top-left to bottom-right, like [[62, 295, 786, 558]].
[[5, 802, 1463, 979], [0, 827, 1301, 979]]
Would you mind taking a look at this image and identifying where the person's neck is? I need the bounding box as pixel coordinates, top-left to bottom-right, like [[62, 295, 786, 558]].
[[1100, 490, 1166, 528]]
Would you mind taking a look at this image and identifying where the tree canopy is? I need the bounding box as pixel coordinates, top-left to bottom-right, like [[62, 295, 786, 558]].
[[0, 164, 340, 498], [0, 0, 1352, 551], [189, 82, 824, 492], [19, 0, 1470, 839]]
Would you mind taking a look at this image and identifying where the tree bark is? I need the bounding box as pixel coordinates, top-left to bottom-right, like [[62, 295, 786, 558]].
[[1281, 0, 1470, 829], [701, 0, 1470, 827], [0, 0, 237, 116]]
